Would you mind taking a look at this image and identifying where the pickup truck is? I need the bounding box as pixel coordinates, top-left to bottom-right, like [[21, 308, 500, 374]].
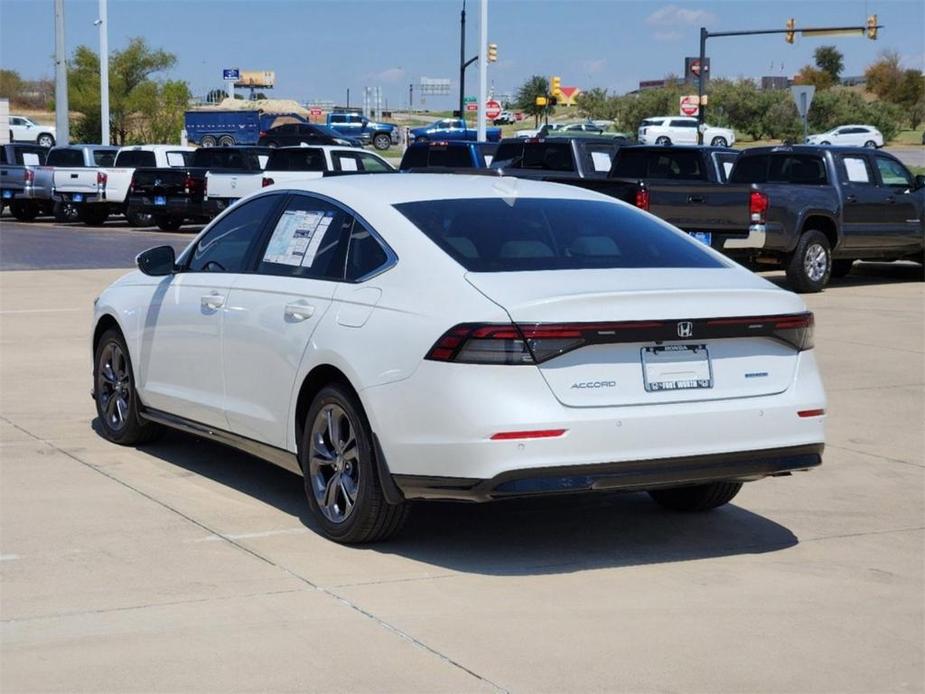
[[54, 145, 195, 226], [47, 145, 120, 223], [409, 118, 502, 143], [326, 112, 398, 150], [489, 137, 623, 179], [210, 145, 393, 205], [127, 146, 270, 230], [0, 143, 48, 221], [399, 141, 498, 171], [724, 145, 925, 291]]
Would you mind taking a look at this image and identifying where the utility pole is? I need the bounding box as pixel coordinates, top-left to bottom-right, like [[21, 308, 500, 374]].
[[346, 87, 350, 109], [97, 0, 110, 145], [54, 0, 70, 145], [477, 0, 487, 140], [408, 82, 413, 111], [458, 0, 466, 118]]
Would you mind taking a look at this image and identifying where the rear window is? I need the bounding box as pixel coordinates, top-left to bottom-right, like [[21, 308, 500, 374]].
[[93, 150, 118, 166], [730, 154, 828, 185], [394, 198, 725, 272], [611, 149, 704, 180], [401, 145, 473, 169], [192, 148, 263, 170], [497, 142, 575, 172], [1, 146, 47, 165], [46, 148, 85, 167], [266, 148, 326, 172], [115, 150, 156, 167]]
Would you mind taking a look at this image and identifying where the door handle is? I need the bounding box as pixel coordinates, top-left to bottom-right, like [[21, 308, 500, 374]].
[[885, 195, 895, 204], [284, 302, 315, 321], [688, 195, 704, 203], [845, 194, 858, 203], [201, 292, 225, 310]]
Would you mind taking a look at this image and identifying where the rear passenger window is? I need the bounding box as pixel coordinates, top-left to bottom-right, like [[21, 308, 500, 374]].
[[256, 195, 350, 280], [840, 156, 873, 184], [730, 155, 827, 185], [345, 220, 390, 281]]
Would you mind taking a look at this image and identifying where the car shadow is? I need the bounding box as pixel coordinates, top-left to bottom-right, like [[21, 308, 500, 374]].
[[760, 261, 924, 289], [119, 425, 800, 576]]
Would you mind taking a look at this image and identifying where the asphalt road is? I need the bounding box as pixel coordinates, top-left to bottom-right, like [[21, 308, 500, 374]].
[[885, 145, 925, 169]]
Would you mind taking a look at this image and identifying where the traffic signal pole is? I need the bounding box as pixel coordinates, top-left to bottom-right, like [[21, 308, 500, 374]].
[[695, 19, 882, 144]]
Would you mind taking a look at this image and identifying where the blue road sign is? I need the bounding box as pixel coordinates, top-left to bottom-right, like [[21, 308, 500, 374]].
[[223, 68, 240, 81]]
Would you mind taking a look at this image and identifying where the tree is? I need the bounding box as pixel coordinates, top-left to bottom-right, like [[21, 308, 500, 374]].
[[0, 69, 24, 99], [575, 87, 620, 121], [710, 79, 774, 140], [515, 75, 551, 126], [864, 51, 924, 127], [865, 51, 903, 100], [206, 88, 226, 104], [814, 46, 844, 83], [794, 65, 835, 90]]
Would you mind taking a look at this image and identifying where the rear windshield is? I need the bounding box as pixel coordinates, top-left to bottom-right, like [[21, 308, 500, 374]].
[[730, 154, 828, 185], [490, 142, 575, 172], [92, 150, 118, 166], [266, 148, 326, 172], [401, 145, 473, 169], [611, 149, 704, 180], [0, 146, 47, 165], [115, 150, 156, 167], [192, 148, 264, 170], [394, 198, 725, 272], [46, 148, 86, 167]]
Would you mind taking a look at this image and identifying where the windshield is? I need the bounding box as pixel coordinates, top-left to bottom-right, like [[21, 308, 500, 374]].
[[394, 198, 725, 272]]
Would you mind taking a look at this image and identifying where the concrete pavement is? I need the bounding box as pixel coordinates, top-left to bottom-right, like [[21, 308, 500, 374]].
[[0, 248, 922, 691]]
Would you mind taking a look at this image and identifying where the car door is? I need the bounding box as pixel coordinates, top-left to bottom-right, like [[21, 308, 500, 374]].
[[221, 193, 352, 447], [871, 154, 922, 251], [137, 194, 284, 428], [836, 152, 881, 251]]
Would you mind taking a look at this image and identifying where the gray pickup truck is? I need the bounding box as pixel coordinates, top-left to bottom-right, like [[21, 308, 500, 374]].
[[0, 144, 49, 220]]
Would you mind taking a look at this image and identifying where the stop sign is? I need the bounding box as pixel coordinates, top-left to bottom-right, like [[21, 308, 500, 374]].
[[485, 99, 502, 120], [679, 95, 699, 117]]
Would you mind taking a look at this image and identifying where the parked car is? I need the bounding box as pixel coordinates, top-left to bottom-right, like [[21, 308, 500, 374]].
[[53, 145, 195, 226], [490, 137, 623, 178], [92, 174, 825, 543], [546, 122, 604, 134], [409, 118, 502, 143], [48, 145, 119, 223], [258, 123, 361, 148], [399, 141, 498, 171], [184, 109, 309, 147], [326, 112, 398, 150], [638, 116, 735, 147], [493, 111, 516, 125], [210, 145, 394, 205], [0, 143, 49, 220], [9, 115, 56, 147], [725, 145, 924, 291], [127, 146, 270, 230], [805, 125, 883, 148]]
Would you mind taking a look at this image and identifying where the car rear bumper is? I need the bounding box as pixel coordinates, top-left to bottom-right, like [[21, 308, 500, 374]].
[[393, 443, 823, 501], [127, 195, 209, 219], [53, 192, 104, 204]]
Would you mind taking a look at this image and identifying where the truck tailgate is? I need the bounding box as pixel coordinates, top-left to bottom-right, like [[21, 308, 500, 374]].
[[53, 168, 100, 194], [646, 182, 751, 235], [104, 168, 135, 204]]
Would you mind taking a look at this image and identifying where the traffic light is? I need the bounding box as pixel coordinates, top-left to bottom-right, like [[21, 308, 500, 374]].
[[867, 14, 878, 39], [550, 76, 561, 98], [487, 43, 498, 63], [785, 18, 796, 44]]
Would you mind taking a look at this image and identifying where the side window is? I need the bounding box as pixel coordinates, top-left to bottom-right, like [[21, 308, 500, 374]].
[[187, 195, 282, 273], [874, 157, 912, 188], [329, 115, 345, 124], [355, 153, 392, 173], [345, 219, 390, 281], [669, 120, 697, 128], [840, 155, 874, 184], [331, 152, 361, 172], [256, 195, 350, 280]]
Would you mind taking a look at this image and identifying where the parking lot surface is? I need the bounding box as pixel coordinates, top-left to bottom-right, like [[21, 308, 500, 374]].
[[1, 219, 923, 692]]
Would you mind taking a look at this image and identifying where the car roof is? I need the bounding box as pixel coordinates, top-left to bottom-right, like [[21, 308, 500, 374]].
[[118, 144, 196, 153], [741, 144, 886, 156]]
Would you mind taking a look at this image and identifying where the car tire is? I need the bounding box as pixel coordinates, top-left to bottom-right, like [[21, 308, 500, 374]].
[[864, 140, 877, 149], [200, 135, 217, 147], [125, 208, 153, 227], [94, 328, 163, 445], [649, 481, 743, 512], [218, 135, 235, 147], [710, 136, 728, 147], [9, 200, 38, 222], [37, 133, 55, 147], [786, 230, 832, 293], [155, 215, 183, 231], [831, 259, 855, 278], [655, 136, 671, 145], [53, 200, 80, 223], [79, 205, 109, 227], [300, 383, 410, 544], [373, 133, 391, 150]]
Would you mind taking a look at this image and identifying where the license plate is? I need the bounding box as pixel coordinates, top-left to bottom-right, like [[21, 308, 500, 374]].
[[688, 231, 712, 246], [154, 196, 167, 206], [1, 190, 12, 199], [641, 345, 713, 392], [72, 193, 83, 202]]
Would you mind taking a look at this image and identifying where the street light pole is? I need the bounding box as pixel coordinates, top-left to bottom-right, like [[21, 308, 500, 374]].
[[54, 0, 70, 145], [477, 0, 487, 141], [97, 0, 110, 145], [697, 26, 706, 145]]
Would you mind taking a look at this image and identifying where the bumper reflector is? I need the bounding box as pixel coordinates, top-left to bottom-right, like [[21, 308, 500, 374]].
[[797, 409, 826, 418], [490, 429, 567, 441]]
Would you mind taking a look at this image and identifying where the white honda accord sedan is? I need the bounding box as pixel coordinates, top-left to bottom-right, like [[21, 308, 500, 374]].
[[92, 174, 826, 543]]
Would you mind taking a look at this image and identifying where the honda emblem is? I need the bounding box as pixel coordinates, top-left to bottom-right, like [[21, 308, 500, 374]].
[[677, 321, 693, 338]]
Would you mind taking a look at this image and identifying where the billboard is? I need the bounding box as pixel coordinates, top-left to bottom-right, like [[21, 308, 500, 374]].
[[234, 71, 276, 88], [419, 77, 451, 96]]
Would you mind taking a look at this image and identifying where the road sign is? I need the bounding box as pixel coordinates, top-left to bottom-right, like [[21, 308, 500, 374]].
[[309, 108, 323, 117], [465, 102, 479, 112], [679, 95, 700, 117], [790, 85, 816, 119], [222, 68, 240, 81], [485, 99, 502, 120], [464, 96, 477, 104]]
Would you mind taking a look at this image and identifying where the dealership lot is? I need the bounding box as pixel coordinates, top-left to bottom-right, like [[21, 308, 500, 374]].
[[1, 219, 923, 692]]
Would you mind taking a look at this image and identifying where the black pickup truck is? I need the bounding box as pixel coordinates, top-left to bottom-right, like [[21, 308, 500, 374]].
[[127, 146, 270, 230], [725, 146, 925, 291], [490, 136, 622, 179]]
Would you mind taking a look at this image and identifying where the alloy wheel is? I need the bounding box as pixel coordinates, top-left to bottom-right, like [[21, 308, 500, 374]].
[[97, 342, 131, 431], [804, 243, 829, 282], [308, 404, 360, 524]]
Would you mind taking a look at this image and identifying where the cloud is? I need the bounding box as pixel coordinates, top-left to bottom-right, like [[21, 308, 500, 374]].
[[653, 31, 683, 42], [646, 4, 716, 28], [580, 58, 607, 75], [370, 67, 406, 83]]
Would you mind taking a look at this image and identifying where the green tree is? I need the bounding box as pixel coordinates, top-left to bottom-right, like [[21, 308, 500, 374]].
[[0, 69, 24, 99], [865, 51, 903, 100], [814, 46, 844, 83], [710, 79, 775, 140], [515, 75, 551, 126], [795, 65, 835, 90], [575, 87, 620, 121], [615, 83, 683, 134]]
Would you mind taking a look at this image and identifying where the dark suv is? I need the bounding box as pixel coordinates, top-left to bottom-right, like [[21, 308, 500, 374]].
[[258, 123, 362, 148]]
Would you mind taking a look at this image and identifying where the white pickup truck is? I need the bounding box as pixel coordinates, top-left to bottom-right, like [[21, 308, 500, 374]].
[[53, 144, 194, 226], [206, 145, 393, 213]]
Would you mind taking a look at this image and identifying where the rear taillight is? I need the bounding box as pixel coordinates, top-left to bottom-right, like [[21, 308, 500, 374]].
[[749, 190, 768, 224], [186, 173, 203, 195], [24, 169, 35, 185], [96, 171, 107, 187], [635, 186, 650, 211], [262, 177, 274, 187], [426, 313, 815, 365]]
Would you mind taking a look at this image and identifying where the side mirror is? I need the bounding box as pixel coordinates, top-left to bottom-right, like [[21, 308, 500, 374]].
[[914, 175, 925, 191], [137, 245, 176, 276]]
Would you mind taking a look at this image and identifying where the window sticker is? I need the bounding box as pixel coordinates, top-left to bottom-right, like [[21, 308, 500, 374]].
[[843, 157, 870, 183], [22, 153, 40, 166], [263, 209, 334, 267], [590, 151, 613, 172], [339, 156, 359, 172]]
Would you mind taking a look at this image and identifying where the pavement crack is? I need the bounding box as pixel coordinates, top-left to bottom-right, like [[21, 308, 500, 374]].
[[801, 525, 925, 543], [827, 443, 925, 469]]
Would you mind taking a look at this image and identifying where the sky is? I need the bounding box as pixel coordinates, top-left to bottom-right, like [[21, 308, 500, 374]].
[[1, 0, 923, 110]]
